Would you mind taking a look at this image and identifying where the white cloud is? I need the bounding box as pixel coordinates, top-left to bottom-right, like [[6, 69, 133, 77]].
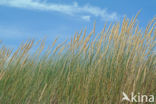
[[81, 15, 91, 21], [0, 0, 119, 21]]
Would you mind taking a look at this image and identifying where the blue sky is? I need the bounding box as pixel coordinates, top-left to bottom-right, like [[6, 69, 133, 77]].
[[0, 0, 155, 48]]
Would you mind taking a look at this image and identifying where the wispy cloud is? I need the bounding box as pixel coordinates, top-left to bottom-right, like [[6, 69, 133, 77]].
[[81, 15, 91, 21], [0, 0, 119, 21]]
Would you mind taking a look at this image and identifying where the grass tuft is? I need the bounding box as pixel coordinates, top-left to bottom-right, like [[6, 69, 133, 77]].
[[0, 15, 156, 104]]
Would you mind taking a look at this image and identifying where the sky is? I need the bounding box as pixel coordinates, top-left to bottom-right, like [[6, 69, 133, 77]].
[[0, 0, 155, 49]]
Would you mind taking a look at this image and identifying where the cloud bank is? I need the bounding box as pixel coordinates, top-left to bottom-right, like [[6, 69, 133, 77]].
[[0, 0, 119, 21]]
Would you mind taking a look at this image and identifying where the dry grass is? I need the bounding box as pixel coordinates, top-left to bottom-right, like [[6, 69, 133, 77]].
[[0, 15, 156, 104]]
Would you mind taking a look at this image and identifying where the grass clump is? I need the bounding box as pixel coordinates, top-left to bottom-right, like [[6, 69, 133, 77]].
[[0, 15, 156, 104]]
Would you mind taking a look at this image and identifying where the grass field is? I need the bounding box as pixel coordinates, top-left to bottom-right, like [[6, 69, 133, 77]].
[[0, 15, 156, 104]]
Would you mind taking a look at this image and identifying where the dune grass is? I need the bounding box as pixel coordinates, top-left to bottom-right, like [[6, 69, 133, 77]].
[[0, 15, 156, 104]]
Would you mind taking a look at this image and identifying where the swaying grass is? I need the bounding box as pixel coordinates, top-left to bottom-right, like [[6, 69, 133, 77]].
[[0, 15, 156, 104]]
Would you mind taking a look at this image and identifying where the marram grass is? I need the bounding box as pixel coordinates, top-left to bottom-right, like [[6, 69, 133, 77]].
[[0, 15, 156, 104]]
